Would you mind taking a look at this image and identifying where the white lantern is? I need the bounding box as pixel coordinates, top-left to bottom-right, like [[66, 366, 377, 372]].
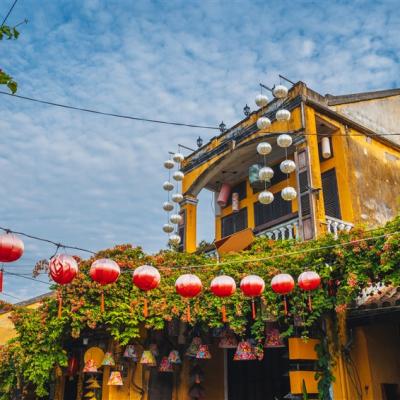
[[277, 134, 293, 148], [172, 153, 185, 163], [259, 167, 274, 181], [170, 214, 182, 224], [164, 159, 175, 169], [276, 109, 291, 121], [256, 142, 272, 155], [281, 187, 297, 201], [163, 181, 174, 191], [273, 85, 288, 99], [173, 171, 184, 181], [169, 234, 181, 246], [255, 94, 268, 108], [257, 117, 271, 130], [172, 193, 184, 203], [280, 160, 296, 174], [163, 201, 174, 212], [321, 137, 332, 159], [259, 190, 274, 205], [163, 224, 174, 233]]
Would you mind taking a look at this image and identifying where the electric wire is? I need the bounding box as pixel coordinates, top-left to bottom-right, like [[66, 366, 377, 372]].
[[0, 291, 22, 300], [1, 0, 18, 26]]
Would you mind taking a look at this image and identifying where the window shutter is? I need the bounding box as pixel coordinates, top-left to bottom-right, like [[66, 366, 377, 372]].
[[221, 208, 248, 238], [321, 168, 341, 219], [254, 191, 291, 227]]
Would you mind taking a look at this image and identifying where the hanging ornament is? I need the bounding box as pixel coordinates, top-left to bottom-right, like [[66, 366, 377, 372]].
[[264, 322, 285, 348], [298, 271, 321, 311], [281, 187, 297, 201], [169, 234, 181, 246], [280, 160, 296, 174], [196, 344, 212, 359], [173, 171, 184, 181], [172, 153, 185, 163], [133, 265, 161, 317], [0, 233, 24, 262], [163, 181, 174, 191], [170, 214, 183, 224], [123, 345, 139, 361], [107, 371, 123, 386], [175, 274, 202, 322], [321, 137, 332, 159], [101, 352, 116, 366], [159, 356, 174, 372], [163, 201, 174, 212], [186, 337, 202, 357], [255, 94, 268, 108], [232, 193, 239, 213], [49, 254, 79, 318], [271, 273, 295, 315], [277, 134, 293, 148], [83, 359, 99, 373], [140, 350, 157, 366], [258, 190, 274, 205], [218, 329, 238, 349], [210, 275, 236, 322], [164, 160, 175, 169], [217, 183, 232, 207], [233, 340, 257, 361], [256, 142, 272, 155], [258, 166, 274, 181], [172, 193, 184, 203], [240, 275, 265, 319], [163, 224, 174, 233], [276, 109, 291, 121], [168, 350, 182, 364], [89, 259, 120, 312], [256, 117, 271, 130], [273, 85, 288, 99]]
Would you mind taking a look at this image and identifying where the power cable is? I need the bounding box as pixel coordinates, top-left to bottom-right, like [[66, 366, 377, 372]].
[[1, 0, 18, 26], [3, 270, 51, 285], [0, 291, 22, 300]]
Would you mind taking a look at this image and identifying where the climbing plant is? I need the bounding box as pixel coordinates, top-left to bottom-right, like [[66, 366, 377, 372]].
[[0, 24, 20, 93]]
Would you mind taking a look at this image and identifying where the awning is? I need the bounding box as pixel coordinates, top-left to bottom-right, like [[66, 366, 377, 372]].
[[215, 228, 255, 254]]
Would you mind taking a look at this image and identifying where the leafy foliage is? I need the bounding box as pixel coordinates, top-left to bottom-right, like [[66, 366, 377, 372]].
[[0, 25, 19, 93]]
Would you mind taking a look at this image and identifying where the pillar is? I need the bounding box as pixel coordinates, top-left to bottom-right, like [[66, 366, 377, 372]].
[[180, 195, 198, 253]]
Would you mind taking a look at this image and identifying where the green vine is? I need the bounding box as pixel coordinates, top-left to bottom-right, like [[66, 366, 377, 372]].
[[0, 24, 20, 93]]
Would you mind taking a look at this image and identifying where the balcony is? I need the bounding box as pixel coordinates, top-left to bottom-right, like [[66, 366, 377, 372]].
[[325, 216, 353, 239], [254, 214, 300, 240]]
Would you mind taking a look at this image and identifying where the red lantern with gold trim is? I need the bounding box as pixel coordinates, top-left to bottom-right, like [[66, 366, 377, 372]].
[[240, 275, 265, 319], [210, 275, 236, 323], [0, 233, 24, 262], [271, 273, 295, 315], [175, 274, 202, 322], [298, 271, 321, 311]]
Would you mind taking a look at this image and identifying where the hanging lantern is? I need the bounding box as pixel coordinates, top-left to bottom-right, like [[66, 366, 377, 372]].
[[186, 337, 202, 357], [150, 343, 159, 357], [258, 166, 274, 181], [298, 271, 321, 311], [172, 193, 184, 203], [210, 275, 236, 322], [172, 153, 185, 163], [49, 254, 79, 318], [89, 259, 120, 312], [164, 159, 175, 169], [123, 345, 139, 361], [273, 85, 288, 99], [163, 201, 174, 212], [276, 109, 291, 121], [255, 94, 268, 108], [321, 137, 332, 159], [168, 234, 181, 246], [259, 190, 274, 205], [280, 160, 296, 174], [101, 352, 116, 366], [159, 356, 174, 372], [256, 142, 272, 155], [240, 275, 265, 319], [83, 359, 99, 373], [168, 350, 182, 364], [217, 183, 231, 207], [264, 323, 285, 348], [140, 350, 157, 366], [277, 134, 293, 148], [163, 181, 174, 191], [0, 233, 24, 262], [256, 117, 271, 130], [271, 273, 295, 315], [232, 193, 239, 213], [163, 224, 174, 233], [219, 329, 238, 349], [107, 371, 123, 386], [67, 355, 79, 377], [170, 214, 183, 224], [175, 274, 202, 322], [196, 344, 212, 359], [233, 340, 257, 361], [281, 187, 297, 201], [133, 265, 161, 317], [86, 379, 101, 389], [173, 171, 184, 181]]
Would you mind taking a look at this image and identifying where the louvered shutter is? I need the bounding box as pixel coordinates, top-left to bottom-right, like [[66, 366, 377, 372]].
[[322, 168, 341, 219]]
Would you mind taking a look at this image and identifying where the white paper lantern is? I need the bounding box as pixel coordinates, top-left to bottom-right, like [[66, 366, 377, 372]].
[[164, 160, 175, 169], [321, 137, 332, 159], [172, 153, 185, 163], [172, 193, 184, 203], [273, 85, 288, 99], [277, 134, 293, 148], [163, 201, 174, 212], [256, 142, 272, 155], [276, 109, 291, 121], [163, 181, 174, 191], [259, 190, 274, 204], [163, 224, 174, 233], [259, 167, 274, 181], [257, 117, 271, 130], [173, 171, 184, 181], [255, 94, 268, 108], [169, 234, 181, 246], [170, 214, 183, 224], [280, 160, 296, 174], [281, 187, 297, 201]]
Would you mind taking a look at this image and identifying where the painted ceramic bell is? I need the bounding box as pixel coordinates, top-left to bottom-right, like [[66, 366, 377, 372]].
[[264, 328, 285, 348], [233, 341, 257, 361], [101, 352, 116, 366], [219, 330, 238, 349], [149, 343, 159, 357], [140, 350, 157, 366], [107, 371, 123, 386], [186, 337, 202, 357], [168, 350, 182, 364], [158, 356, 174, 372], [83, 359, 98, 373], [195, 344, 212, 359], [123, 345, 139, 361]]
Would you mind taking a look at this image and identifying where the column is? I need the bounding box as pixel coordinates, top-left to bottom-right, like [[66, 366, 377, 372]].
[[180, 195, 198, 253]]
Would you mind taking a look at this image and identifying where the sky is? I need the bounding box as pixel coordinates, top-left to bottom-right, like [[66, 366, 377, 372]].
[[0, 0, 399, 301]]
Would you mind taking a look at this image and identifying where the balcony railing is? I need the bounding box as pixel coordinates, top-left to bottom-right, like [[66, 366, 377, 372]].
[[326, 216, 353, 239], [255, 217, 300, 240]]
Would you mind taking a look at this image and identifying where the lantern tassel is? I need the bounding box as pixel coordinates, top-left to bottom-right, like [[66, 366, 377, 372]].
[[57, 292, 62, 319], [221, 304, 227, 323], [283, 295, 288, 316], [100, 290, 105, 313], [186, 304, 191, 323], [251, 299, 256, 320], [143, 298, 148, 318], [308, 294, 313, 312]]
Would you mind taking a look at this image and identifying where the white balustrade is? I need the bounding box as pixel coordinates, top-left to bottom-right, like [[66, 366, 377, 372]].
[[326, 216, 353, 239], [256, 218, 299, 240]]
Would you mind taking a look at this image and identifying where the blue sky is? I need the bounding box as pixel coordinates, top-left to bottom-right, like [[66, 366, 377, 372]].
[[1, 0, 399, 301]]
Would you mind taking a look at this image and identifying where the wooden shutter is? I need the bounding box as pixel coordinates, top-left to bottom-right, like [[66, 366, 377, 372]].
[[221, 208, 248, 238], [322, 168, 341, 219], [254, 192, 291, 227]]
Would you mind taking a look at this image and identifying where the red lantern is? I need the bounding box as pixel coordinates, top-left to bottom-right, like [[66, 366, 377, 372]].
[[240, 275, 265, 319], [90, 259, 120, 312], [298, 271, 321, 311], [175, 274, 202, 322], [0, 233, 24, 262], [210, 275, 236, 323], [271, 273, 295, 315], [49, 254, 79, 318], [133, 265, 161, 318], [67, 355, 79, 377]]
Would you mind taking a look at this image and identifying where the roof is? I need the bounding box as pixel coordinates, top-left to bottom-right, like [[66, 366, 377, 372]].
[[0, 291, 53, 315], [325, 88, 400, 106]]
